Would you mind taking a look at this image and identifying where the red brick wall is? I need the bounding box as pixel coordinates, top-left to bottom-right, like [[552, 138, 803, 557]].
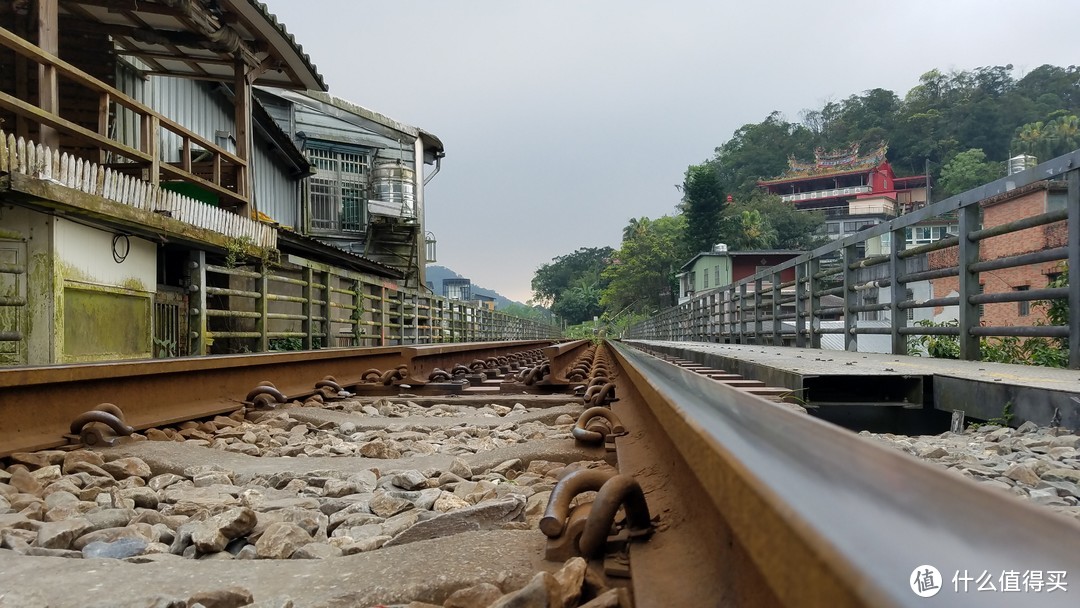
[[732, 255, 798, 283], [927, 189, 1066, 326]]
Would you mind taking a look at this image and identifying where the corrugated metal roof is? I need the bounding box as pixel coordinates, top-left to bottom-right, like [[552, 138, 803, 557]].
[[231, 1, 326, 91], [276, 230, 404, 279]]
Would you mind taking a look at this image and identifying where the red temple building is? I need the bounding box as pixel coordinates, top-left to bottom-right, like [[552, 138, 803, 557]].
[[758, 143, 951, 251]]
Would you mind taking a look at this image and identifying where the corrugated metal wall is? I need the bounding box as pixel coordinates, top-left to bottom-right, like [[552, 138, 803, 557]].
[[252, 143, 299, 228], [149, 76, 235, 162], [113, 73, 300, 228], [113, 61, 146, 152], [293, 106, 414, 164]]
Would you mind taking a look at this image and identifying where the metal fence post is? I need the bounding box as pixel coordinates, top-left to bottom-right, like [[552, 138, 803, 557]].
[[809, 257, 822, 349], [188, 250, 207, 356], [958, 204, 981, 361], [843, 244, 857, 352], [737, 283, 747, 344], [771, 270, 782, 346], [1068, 169, 1080, 368], [753, 277, 763, 345], [889, 227, 908, 355], [795, 261, 807, 348]]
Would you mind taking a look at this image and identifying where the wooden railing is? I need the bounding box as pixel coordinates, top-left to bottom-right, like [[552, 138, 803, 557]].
[[0, 129, 275, 249], [0, 26, 248, 208]]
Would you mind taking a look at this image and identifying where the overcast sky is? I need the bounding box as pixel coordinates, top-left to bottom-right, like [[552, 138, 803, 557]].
[[269, 1, 1078, 304]]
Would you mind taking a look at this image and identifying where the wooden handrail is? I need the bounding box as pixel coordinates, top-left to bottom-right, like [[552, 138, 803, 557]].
[[0, 91, 151, 163], [0, 26, 246, 170]]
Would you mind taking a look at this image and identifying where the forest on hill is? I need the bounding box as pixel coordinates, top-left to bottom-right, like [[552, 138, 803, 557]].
[[530, 64, 1080, 328]]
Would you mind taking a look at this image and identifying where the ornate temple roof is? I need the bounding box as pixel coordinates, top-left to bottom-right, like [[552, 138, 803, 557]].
[[760, 142, 889, 185]]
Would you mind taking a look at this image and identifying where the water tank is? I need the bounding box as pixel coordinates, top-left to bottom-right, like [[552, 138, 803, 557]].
[[370, 160, 416, 217], [712, 243, 729, 253], [1008, 154, 1037, 176]]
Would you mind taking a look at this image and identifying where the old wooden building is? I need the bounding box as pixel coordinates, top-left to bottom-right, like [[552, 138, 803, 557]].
[[0, 0, 549, 366]]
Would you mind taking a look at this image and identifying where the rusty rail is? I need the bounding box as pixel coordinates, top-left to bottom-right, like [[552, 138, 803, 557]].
[[608, 340, 1080, 607], [401, 340, 551, 385], [539, 339, 593, 386], [0, 341, 554, 457]]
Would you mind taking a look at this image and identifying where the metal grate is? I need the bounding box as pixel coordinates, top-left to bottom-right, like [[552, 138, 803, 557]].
[[153, 288, 188, 358]]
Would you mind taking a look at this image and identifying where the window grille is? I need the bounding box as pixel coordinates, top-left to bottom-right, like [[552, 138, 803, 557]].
[[307, 148, 369, 233]]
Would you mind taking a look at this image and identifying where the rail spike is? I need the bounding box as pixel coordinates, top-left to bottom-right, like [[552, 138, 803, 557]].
[[572, 407, 627, 444], [70, 403, 135, 447], [246, 382, 286, 409]]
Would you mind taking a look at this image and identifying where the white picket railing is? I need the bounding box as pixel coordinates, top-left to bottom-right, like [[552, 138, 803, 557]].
[[0, 130, 276, 250]]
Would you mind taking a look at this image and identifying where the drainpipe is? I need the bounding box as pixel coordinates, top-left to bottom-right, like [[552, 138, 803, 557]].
[[413, 137, 426, 289]]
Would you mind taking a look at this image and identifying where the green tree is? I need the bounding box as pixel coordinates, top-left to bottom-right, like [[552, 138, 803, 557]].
[[498, 302, 549, 322], [678, 163, 727, 256], [531, 247, 612, 325], [1012, 115, 1080, 161], [531, 247, 612, 305], [937, 149, 1002, 198], [601, 215, 685, 314], [721, 209, 778, 250], [717, 193, 826, 251]]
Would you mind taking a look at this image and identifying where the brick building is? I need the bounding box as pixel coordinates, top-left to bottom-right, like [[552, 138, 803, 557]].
[[928, 181, 1067, 326]]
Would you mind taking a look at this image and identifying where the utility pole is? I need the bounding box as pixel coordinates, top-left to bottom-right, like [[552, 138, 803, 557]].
[[925, 158, 932, 205]]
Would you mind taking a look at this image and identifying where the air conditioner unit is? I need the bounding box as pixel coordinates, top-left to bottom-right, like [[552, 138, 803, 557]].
[[712, 243, 728, 253]]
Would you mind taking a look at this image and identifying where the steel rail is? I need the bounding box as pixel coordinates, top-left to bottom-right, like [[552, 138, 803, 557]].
[[0, 341, 553, 457], [609, 340, 1080, 607], [539, 339, 594, 385], [400, 340, 551, 384]]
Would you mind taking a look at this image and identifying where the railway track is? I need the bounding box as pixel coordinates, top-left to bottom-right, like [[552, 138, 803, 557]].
[[1, 340, 1079, 607]]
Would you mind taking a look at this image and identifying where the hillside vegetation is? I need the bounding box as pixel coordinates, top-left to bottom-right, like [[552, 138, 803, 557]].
[[532, 64, 1080, 325]]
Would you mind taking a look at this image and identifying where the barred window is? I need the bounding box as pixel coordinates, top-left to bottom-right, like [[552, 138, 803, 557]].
[[307, 148, 369, 232]]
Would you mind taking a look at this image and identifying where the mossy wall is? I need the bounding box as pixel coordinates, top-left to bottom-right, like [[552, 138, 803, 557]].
[[53, 218, 157, 362]]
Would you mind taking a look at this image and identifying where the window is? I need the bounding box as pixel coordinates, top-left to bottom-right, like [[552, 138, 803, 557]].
[[826, 222, 840, 234], [715, 265, 721, 285], [703, 269, 709, 288], [1016, 285, 1030, 317], [307, 147, 369, 232]]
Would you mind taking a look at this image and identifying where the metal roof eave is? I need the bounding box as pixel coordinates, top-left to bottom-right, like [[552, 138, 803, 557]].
[[223, 0, 326, 91]]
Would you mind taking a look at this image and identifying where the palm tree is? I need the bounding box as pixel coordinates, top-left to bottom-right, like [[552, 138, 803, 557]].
[[730, 209, 778, 250], [622, 217, 651, 242]]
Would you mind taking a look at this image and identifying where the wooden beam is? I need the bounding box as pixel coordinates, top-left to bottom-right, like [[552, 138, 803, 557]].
[[234, 57, 251, 207], [118, 8, 211, 77], [0, 89, 151, 163], [37, 0, 59, 150], [59, 0, 184, 17], [114, 48, 234, 67], [13, 12, 31, 141]]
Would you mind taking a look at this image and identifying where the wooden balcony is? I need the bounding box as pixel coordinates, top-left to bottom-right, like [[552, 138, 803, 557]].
[[0, 26, 249, 210]]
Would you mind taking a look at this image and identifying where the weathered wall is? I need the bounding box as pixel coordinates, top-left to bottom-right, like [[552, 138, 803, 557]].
[[54, 219, 156, 362], [929, 187, 1066, 327], [0, 203, 50, 366]]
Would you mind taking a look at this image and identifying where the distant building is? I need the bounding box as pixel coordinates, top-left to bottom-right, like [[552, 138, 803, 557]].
[[676, 245, 801, 304], [472, 294, 496, 311], [443, 278, 472, 301], [927, 180, 1067, 328], [758, 143, 952, 254]]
